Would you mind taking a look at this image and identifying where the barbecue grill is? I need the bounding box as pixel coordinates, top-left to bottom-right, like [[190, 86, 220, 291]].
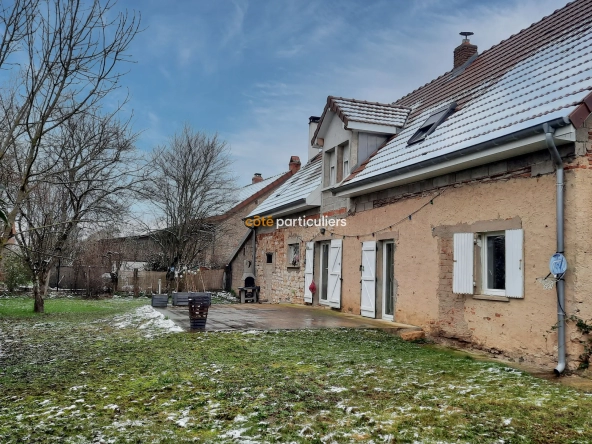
[[238, 260, 259, 303]]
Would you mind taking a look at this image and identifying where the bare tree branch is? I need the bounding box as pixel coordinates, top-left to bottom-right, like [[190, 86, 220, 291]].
[[141, 125, 236, 292]]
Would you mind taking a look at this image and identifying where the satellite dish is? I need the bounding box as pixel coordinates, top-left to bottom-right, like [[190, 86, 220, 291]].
[[549, 253, 567, 275]]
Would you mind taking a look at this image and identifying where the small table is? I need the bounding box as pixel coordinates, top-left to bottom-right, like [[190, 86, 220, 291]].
[[238, 286, 259, 303]]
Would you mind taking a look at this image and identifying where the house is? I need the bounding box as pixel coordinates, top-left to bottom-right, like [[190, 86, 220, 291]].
[[204, 158, 300, 292], [247, 0, 592, 372]]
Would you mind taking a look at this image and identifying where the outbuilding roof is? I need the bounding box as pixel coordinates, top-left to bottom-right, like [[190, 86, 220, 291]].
[[344, 0, 592, 186], [216, 171, 290, 215], [248, 154, 322, 217]]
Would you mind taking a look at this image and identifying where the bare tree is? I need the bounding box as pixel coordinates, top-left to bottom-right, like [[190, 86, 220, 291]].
[[0, 0, 140, 257], [10, 111, 139, 312], [143, 125, 236, 292]]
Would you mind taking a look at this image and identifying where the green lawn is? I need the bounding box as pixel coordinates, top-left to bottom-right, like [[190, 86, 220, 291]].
[[1, 297, 592, 443], [0, 295, 148, 318]]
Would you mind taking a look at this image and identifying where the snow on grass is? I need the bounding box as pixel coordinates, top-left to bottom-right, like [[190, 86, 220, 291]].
[[111, 305, 183, 336], [211, 291, 239, 304], [2, 301, 592, 443]]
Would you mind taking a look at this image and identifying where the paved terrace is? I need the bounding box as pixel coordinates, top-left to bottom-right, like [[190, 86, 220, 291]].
[[156, 303, 422, 333]]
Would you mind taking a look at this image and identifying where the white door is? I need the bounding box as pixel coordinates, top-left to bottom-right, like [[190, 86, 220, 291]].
[[304, 242, 314, 303], [360, 241, 376, 318], [327, 239, 342, 309]]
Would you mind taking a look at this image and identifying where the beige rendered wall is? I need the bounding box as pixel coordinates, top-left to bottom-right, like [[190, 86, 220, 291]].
[[319, 167, 589, 368], [254, 157, 592, 369], [345, 164, 592, 369]]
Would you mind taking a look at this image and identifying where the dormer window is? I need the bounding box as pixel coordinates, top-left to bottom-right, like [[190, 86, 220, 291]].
[[407, 102, 456, 145]]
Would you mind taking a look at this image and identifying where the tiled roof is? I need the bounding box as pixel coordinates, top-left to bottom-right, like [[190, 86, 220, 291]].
[[331, 97, 410, 127], [345, 0, 592, 186], [217, 172, 287, 214], [248, 155, 322, 217], [312, 97, 410, 144]]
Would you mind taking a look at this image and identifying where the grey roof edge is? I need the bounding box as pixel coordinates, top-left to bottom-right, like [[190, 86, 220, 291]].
[[336, 116, 571, 194], [226, 229, 253, 266], [245, 198, 308, 218]]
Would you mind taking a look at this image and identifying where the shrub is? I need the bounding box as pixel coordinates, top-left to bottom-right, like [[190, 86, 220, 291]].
[[1, 252, 32, 292]]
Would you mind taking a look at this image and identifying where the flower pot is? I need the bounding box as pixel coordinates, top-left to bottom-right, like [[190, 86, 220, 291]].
[[151, 294, 169, 307], [172, 292, 190, 306]]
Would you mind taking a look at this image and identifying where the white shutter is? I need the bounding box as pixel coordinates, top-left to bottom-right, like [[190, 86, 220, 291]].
[[327, 239, 342, 308], [304, 242, 315, 303], [360, 241, 376, 318], [453, 233, 474, 294], [505, 229, 524, 298]]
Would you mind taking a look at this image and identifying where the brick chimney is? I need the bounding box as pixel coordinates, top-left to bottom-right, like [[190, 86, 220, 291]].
[[289, 156, 301, 174], [454, 32, 477, 69], [252, 173, 263, 184]]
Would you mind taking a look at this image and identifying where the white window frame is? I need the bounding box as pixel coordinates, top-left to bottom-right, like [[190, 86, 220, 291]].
[[342, 144, 350, 179], [480, 231, 506, 297], [325, 149, 336, 186]]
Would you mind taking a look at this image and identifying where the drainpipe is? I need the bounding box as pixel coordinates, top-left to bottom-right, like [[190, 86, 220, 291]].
[[251, 227, 256, 278], [543, 123, 566, 375]]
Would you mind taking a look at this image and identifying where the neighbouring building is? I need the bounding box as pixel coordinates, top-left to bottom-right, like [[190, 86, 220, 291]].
[[247, 0, 592, 371], [206, 157, 301, 292]]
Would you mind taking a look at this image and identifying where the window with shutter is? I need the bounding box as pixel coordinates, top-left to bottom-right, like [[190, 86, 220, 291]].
[[505, 229, 524, 298], [453, 233, 474, 295], [452, 229, 524, 299]]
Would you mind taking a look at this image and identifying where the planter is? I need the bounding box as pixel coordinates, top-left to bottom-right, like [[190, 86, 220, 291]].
[[172, 292, 190, 306], [188, 293, 211, 330], [151, 294, 169, 308]]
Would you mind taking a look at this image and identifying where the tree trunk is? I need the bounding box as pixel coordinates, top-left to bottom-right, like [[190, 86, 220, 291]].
[[33, 270, 50, 313]]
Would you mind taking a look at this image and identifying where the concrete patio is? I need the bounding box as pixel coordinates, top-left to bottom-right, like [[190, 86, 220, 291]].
[[156, 303, 422, 333]]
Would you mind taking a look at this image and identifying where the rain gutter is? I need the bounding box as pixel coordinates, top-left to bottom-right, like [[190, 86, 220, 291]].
[[335, 117, 571, 195]]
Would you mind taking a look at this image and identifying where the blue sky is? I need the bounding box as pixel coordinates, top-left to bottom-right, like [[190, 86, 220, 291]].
[[121, 0, 568, 187]]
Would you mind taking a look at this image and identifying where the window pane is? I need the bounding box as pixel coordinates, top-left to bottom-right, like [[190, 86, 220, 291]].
[[487, 235, 505, 290], [321, 244, 329, 300], [385, 243, 394, 316], [289, 244, 299, 266]]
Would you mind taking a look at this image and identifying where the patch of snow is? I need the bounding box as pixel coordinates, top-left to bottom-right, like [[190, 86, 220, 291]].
[[327, 386, 347, 393], [111, 305, 183, 337], [220, 427, 249, 439]]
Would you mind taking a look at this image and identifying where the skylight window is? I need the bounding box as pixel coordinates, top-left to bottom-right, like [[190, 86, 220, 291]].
[[407, 102, 456, 145]]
